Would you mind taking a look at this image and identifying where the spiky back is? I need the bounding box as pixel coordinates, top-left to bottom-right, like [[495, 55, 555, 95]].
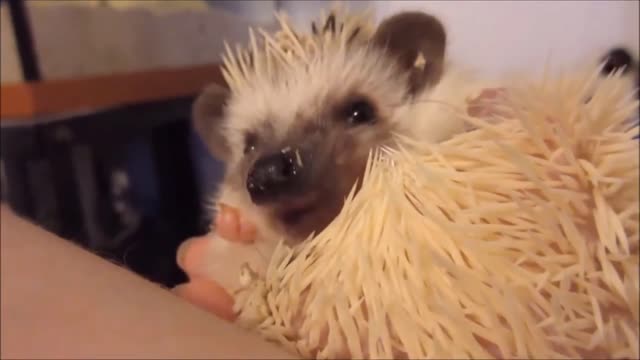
[[221, 5, 377, 94]]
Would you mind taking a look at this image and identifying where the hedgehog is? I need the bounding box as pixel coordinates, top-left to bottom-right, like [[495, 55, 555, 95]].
[[230, 66, 640, 359], [185, 6, 639, 359], [192, 6, 486, 252]]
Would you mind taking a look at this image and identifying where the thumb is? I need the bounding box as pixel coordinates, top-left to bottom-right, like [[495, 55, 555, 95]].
[[172, 279, 237, 322], [176, 236, 212, 278]]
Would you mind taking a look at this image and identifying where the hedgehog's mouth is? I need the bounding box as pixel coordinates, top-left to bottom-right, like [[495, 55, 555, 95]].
[[272, 190, 345, 243], [276, 193, 319, 226]]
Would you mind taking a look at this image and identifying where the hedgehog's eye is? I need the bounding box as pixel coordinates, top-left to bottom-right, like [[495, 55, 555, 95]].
[[344, 99, 376, 125], [244, 132, 258, 155]]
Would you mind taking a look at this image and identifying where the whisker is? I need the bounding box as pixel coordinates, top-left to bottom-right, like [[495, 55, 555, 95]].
[[199, 193, 218, 230]]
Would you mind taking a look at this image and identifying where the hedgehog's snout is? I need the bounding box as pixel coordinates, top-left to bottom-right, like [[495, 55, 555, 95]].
[[246, 146, 309, 205]]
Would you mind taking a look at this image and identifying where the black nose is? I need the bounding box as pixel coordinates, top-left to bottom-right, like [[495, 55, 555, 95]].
[[247, 149, 303, 205]]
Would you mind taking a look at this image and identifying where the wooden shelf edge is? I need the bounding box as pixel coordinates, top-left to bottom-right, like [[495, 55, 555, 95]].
[[1, 64, 226, 121]]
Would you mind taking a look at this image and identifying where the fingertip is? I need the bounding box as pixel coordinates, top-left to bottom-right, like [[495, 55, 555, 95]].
[[176, 237, 212, 274], [216, 204, 240, 241], [216, 203, 258, 244], [172, 279, 237, 322], [176, 240, 192, 270], [238, 218, 257, 244]]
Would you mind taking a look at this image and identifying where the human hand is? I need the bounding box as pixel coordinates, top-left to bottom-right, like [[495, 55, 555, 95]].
[[467, 88, 509, 118], [172, 204, 258, 322]]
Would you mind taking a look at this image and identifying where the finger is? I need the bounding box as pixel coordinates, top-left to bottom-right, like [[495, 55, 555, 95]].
[[172, 279, 237, 322], [468, 88, 509, 117], [216, 204, 256, 244], [238, 213, 258, 243], [176, 236, 211, 276], [215, 204, 242, 242], [467, 102, 492, 117], [477, 88, 507, 100]]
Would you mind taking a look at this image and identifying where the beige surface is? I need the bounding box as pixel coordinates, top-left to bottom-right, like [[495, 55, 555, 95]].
[[23, 1, 276, 81], [0, 204, 293, 359]]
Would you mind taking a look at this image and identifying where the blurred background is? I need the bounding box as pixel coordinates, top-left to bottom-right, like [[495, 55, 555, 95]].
[[1, 0, 638, 287]]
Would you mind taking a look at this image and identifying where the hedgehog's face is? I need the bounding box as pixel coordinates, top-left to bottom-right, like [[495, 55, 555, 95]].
[[194, 11, 447, 241]]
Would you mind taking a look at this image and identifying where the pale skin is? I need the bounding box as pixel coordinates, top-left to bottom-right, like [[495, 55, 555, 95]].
[[0, 204, 293, 359], [172, 204, 257, 322], [172, 89, 508, 321]]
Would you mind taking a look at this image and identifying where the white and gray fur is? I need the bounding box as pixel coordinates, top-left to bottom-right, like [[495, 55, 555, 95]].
[[193, 11, 487, 246]]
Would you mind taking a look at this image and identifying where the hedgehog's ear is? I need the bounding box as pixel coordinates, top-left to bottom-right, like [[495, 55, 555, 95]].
[[372, 11, 446, 95], [192, 84, 231, 161]]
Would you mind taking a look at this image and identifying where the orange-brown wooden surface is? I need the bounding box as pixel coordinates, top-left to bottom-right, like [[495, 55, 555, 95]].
[[0, 64, 226, 121]]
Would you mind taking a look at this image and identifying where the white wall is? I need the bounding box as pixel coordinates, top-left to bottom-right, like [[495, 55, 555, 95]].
[[279, 0, 373, 30], [281, 0, 639, 79], [2, 0, 636, 83], [205, 0, 277, 24], [375, 0, 639, 78], [18, 1, 277, 80]]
